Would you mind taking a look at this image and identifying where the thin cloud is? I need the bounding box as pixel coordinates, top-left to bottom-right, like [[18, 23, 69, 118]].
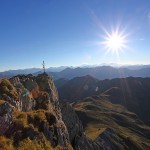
[[140, 38, 145, 41]]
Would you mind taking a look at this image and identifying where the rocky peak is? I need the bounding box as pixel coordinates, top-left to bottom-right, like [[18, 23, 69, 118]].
[[0, 73, 72, 149], [7, 73, 60, 112], [35, 73, 59, 103]]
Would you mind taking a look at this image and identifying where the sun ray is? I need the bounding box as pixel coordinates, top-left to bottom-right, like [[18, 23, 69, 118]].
[[101, 28, 128, 55]]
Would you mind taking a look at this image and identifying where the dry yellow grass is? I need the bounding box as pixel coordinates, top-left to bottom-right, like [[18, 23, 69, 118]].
[[0, 99, 5, 105], [0, 136, 14, 150], [85, 126, 106, 140]]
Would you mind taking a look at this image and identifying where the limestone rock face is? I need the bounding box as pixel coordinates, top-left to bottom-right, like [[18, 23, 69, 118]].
[[61, 103, 120, 150], [41, 119, 69, 148], [0, 78, 22, 110], [0, 73, 71, 149], [61, 103, 98, 150], [34, 74, 70, 147], [75, 127, 132, 150], [1, 73, 60, 113], [61, 102, 83, 144], [34, 73, 62, 122], [74, 134, 102, 150], [20, 93, 33, 112], [0, 101, 13, 136], [35, 73, 59, 108], [9, 76, 34, 112], [74, 130, 112, 150], [35, 92, 50, 110]]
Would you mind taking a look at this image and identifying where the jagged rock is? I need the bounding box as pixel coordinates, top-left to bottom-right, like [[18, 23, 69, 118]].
[[61, 102, 83, 145], [74, 134, 102, 150], [23, 78, 38, 92], [35, 73, 61, 119], [35, 73, 58, 100], [20, 91, 34, 112], [0, 74, 73, 148], [10, 76, 23, 89], [73, 128, 125, 150], [61, 102, 101, 150], [74, 128, 118, 150], [0, 78, 20, 109], [0, 73, 72, 149], [61, 102, 124, 150], [35, 92, 51, 110], [41, 119, 69, 148], [94, 128, 122, 150], [6, 73, 60, 113], [10, 76, 34, 112], [0, 101, 13, 136], [61, 103, 95, 149]]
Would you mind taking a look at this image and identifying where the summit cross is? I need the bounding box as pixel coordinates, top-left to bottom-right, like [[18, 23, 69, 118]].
[[42, 61, 46, 73]]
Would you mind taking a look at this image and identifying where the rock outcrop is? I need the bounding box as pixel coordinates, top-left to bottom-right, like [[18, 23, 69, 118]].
[[61, 102, 83, 145], [7, 73, 60, 113], [0, 101, 13, 136], [0, 73, 71, 149], [61, 102, 106, 150], [73, 128, 120, 150]]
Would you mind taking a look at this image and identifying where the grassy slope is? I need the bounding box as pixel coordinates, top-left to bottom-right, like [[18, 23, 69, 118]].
[[73, 96, 150, 149]]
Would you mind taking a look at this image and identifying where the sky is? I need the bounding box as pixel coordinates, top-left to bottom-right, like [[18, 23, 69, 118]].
[[0, 0, 150, 71]]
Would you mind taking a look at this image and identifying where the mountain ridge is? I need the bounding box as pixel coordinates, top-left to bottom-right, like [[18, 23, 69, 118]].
[[1, 65, 150, 80], [57, 75, 150, 125], [73, 96, 150, 150]]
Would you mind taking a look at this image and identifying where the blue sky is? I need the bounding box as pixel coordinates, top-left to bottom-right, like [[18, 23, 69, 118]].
[[0, 0, 150, 71]]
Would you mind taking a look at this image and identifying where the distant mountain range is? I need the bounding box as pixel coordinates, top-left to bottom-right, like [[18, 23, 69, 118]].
[[0, 66, 68, 78], [1, 65, 150, 80], [49, 66, 150, 80], [55, 75, 150, 125]]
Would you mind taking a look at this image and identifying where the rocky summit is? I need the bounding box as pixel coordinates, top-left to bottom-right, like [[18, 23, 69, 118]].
[[0, 73, 150, 150], [0, 73, 71, 150]]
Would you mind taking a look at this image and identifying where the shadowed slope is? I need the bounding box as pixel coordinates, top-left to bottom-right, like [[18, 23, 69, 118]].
[[58, 76, 150, 125], [73, 97, 150, 150]]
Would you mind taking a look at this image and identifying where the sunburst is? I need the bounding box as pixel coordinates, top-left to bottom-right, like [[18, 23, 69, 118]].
[[101, 29, 128, 54]]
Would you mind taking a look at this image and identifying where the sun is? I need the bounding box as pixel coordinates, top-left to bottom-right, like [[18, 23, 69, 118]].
[[106, 33, 125, 50], [102, 30, 127, 53]]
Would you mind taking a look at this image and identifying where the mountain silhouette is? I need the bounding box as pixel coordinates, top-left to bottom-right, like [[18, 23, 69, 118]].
[[1, 65, 150, 80]]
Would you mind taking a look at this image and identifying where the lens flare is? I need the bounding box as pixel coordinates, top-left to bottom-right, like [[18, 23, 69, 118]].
[[102, 30, 127, 54]]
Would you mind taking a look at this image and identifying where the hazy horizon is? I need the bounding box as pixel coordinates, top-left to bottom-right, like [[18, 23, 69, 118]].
[[1, 63, 150, 72]]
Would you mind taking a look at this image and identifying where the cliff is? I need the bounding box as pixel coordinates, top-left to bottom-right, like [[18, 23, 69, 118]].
[[0, 73, 72, 150]]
